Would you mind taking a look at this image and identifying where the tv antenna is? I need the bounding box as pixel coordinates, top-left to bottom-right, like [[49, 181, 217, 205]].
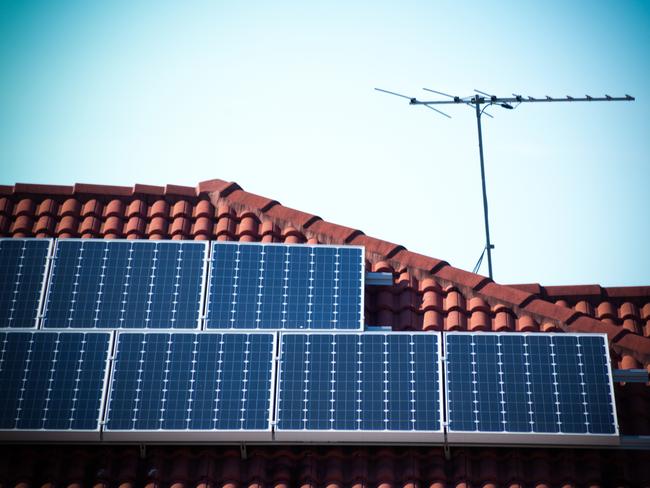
[[375, 87, 635, 280]]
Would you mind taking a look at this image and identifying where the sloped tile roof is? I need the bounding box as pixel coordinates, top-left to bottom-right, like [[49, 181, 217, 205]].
[[1, 445, 649, 488], [2, 178, 649, 367], [1, 178, 649, 487]]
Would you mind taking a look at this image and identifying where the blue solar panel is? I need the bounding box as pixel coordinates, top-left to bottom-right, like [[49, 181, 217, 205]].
[[445, 332, 618, 445], [104, 331, 275, 441], [42, 240, 208, 329], [0, 331, 112, 440], [275, 332, 443, 442], [0, 239, 51, 328], [205, 243, 364, 330]]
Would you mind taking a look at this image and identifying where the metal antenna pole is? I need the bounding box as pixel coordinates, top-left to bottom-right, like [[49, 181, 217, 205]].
[[474, 96, 494, 279], [374, 88, 634, 280]]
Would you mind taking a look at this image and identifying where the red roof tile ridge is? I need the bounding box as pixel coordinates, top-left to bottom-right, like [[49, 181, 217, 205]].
[[197, 179, 650, 361], [509, 282, 650, 301]]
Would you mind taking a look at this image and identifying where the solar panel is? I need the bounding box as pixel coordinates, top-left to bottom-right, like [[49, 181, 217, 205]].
[[275, 332, 443, 442], [204, 242, 364, 330], [42, 239, 208, 329], [0, 238, 51, 328], [0, 331, 112, 441], [445, 332, 618, 445], [103, 331, 275, 441]]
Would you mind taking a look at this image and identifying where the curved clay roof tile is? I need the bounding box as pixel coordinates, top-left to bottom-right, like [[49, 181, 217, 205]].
[[446, 310, 467, 331], [36, 198, 58, 217], [0, 197, 13, 216], [238, 215, 260, 238], [516, 315, 538, 332], [596, 301, 617, 320], [79, 216, 101, 237], [215, 215, 236, 239], [422, 309, 444, 331], [34, 215, 55, 236], [193, 199, 214, 219], [10, 214, 34, 236], [148, 200, 169, 219], [127, 199, 147, 218], [192, 216, 214, 238], [15, 198, 36, 217], [102, 216, 124, 238], [104, 199, 125, 218], [445, 290, 465, 311], [147, 217, 169, 238], [81, 199, 103, 218], [494, 310, 515, 331], [620, 302, 638, 320], [125, 216, 146, 237], [575, 300, 593, 316], [171, 200, 191, 219], [469, 309, 489, 331], [58, 198, 81, 218], [170, 216, 190, 237]]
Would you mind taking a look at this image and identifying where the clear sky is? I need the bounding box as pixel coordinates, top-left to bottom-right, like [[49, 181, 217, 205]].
[[1, 0, 648, 287]]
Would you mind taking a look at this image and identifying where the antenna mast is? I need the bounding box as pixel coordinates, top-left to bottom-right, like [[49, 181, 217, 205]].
[[375, 88, 635, 280]]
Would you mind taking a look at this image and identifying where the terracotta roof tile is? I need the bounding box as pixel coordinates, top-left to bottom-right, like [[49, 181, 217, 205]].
[[196, 178, 242, 197], [133, 183, 165, 196], [13, 183, 74, 195], [74, 183, 133, 196], [264, 204, 322, 230], [5, 446, 644, 488], [306, 219, 363, 244]]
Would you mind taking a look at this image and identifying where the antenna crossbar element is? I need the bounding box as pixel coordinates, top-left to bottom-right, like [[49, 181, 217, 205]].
[[375, 88, 635, 279], [409, 94, 635, 106]]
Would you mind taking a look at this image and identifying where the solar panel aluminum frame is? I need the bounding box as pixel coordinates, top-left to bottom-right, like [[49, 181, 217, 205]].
[[43, 239, 210, 330], [101, 330, 277, 442], [274, 331, 445, 443], [0, 330, 114, 442], [444, 331, 620, 447], [0, 237, 53, 329], [203, 241, 366, 331]]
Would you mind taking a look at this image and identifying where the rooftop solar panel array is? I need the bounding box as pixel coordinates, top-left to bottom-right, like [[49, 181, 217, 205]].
[[42, 240, 208, 329], [275, 332, 443, 442], [445, 332, 618, 445], [0, 237, 621, 446], [205, 243, 364, 330], [0, 331, 112, 441], [104, 331, 275, 441], [0, 239, 51, 328]]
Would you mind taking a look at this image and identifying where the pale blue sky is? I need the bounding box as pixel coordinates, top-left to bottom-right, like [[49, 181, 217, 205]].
[[1, 0, 648, 286]]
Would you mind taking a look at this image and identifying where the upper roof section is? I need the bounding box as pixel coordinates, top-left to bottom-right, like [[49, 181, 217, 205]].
[[1, 178, 649, 369]]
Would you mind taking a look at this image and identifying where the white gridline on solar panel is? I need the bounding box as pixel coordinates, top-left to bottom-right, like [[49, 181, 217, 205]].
[[206, 241, 365, 330], [103, 330, 276, 439], [444, 332, 618, 442], [0, 330, 113, 439], [0, 238, 52, 329], [43, 239, 208, 329], [275, 331, 444, 439]]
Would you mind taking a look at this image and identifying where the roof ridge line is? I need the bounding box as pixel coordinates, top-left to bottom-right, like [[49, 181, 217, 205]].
[[198, 178, 650, 364]]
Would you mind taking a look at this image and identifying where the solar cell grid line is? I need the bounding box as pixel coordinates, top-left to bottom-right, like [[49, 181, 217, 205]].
[[444, 332, 619, 446], [275, 332, 444, 442], [103, 331, 275, 441], [42, 239, 208, 329], [204, 242, 364, 330], [0, 330, 112, 441], [0, 238, 52, 328]]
